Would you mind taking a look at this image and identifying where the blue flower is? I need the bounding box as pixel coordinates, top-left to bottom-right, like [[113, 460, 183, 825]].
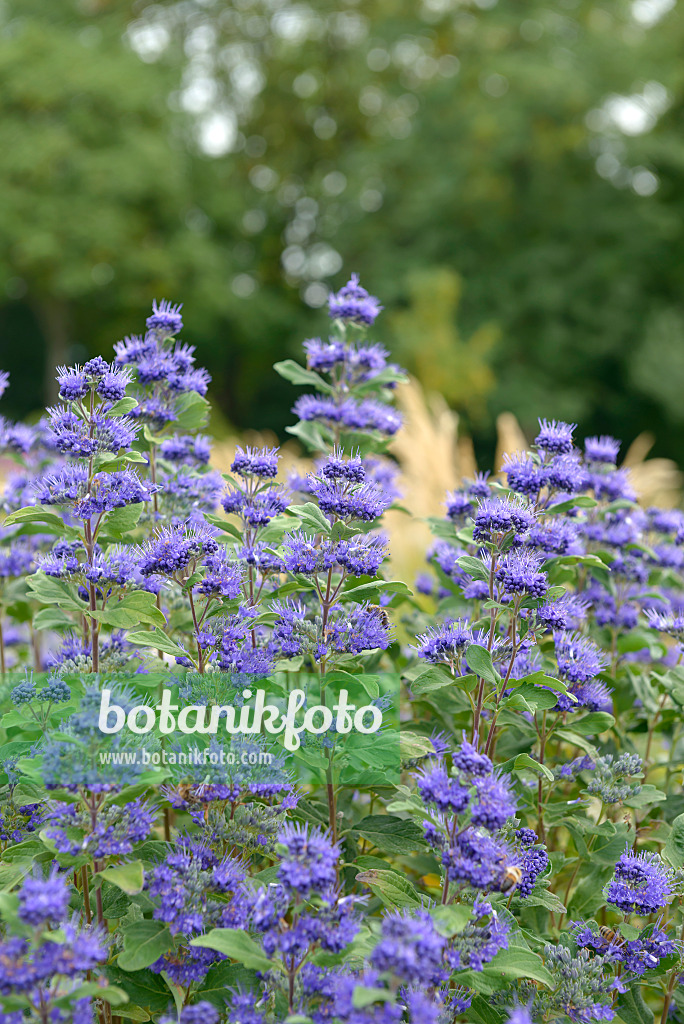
[[416, 763, 470, 814], [445, 490, 475, 520], [554, 631, 608, 683], [471, 774, 517, 831], [506, 1005, 534, 1024], [473, 496, 536, 541], [328, 273, 383, 326], [17, 863, 70, 926], [447, 896, 509, 971], [371, 909, 446, 985], [137, 522, 219, 577], [320, 447, 366, 482], [585, 435, 620, 465], [496, 549, 548, 598], [546, 453, 588, 494], [161, 1004, 220, 1024], [605, 847, 674, 915], [276, 822, 339, 897], [231, 445, 280, 479], [535, 418, 576, 454], [310, 478, 392, 522], [159, 433, 211, 465], [56, 365, 89, 401], [146, 298, 183, 335], [413, 619, 473, 665], [502, 452, 548, 498]]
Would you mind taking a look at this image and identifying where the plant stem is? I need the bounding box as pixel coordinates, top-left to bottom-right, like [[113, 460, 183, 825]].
[[537, 710, 548, 841], [319, 566, 338, 839], [288, 955, 296, 1013], [187, 590, 204, 673], [645, 692, 667, 767], [81, 865, 92, 925], [558, 809, 603, 930], [0, 617, 5, 680], [660, 923, 684, 1023]]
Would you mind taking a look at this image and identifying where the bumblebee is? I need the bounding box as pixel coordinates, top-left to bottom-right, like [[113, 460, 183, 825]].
[[175, 783, 203, 806], [175, 783, 212, 822], [599, 926, 625, 948], [368, 604, 391, 629], [500, 865, 523, 892]]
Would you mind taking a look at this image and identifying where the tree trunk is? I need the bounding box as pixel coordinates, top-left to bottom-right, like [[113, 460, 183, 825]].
[[32, 297, 72, 405]]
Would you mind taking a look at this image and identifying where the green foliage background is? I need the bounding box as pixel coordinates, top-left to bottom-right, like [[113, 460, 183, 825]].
[[1, 0, 684, 461]]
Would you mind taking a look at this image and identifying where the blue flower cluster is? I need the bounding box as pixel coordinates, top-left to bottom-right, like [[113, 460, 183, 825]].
[[0, 274, 681, 1024]]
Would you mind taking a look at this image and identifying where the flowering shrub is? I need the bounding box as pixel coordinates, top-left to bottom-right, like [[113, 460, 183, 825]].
[[0, 274, 683, 1023]]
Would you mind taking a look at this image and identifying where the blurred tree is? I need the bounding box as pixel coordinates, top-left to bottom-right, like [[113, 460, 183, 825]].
[[3, 0, 684, 463], [0, 0, 238, 406], [121, 0, 684, 457]]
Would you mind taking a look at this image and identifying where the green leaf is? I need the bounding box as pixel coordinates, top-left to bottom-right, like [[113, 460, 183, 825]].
[[615, 984, 655, 1024], [288, 502, 331, 534], [568, 864, 614, 917], [61, 983, 129, 1007], [118, 921, 174, 972], [429, 903, 473, 936], [355, 365, 409, 392], [33, 606, 75, 631], [104, 503, 143, 539], [173, 391, 210, 431], [96, 450, 149, 472], [91, 592, 166, 630], [547, 495, 598, 514], [516, 885, 566, 913], [408, 664, 456, 695], [468, 995, 505, 1024], [101, 886, 131, 920], [513, 752, 554, 782], [570, 712, 615, 735], [399, 731, 437, 762], [107, 397, 139, 416], [663, 812, 684, 868], [126, 628, 187, 659], [3, 506, 64, 530], [27, 573, 85, 611], [514, 670, 570, 695], [624, 784, 667, 808], [285, 419, 329, 452], [354, 869, 421, 908], [484, 948, 554, 988], [503, 684, 559, 711], [105, 968, 171, 1015], [258, 515, 297, 544], [617, 629, 667, 658], [273, 359, 333, 394], [190, 929, 273, 972], [545, 552, 610, 569], [456, 555, 490, 583], [0, 862, 32, 893], [343, 579, 413, 600], [97, 861, 144, 895], [353, 815, 425, 854], [204, 513, 243, 540], [108, 1008, 149, 1022], [323, 669, 380, 699], [352, 987, 395, 1009], [555, 728, 599, 759], [198, 961, 259, 1007], [466, 644, 499, 685]]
